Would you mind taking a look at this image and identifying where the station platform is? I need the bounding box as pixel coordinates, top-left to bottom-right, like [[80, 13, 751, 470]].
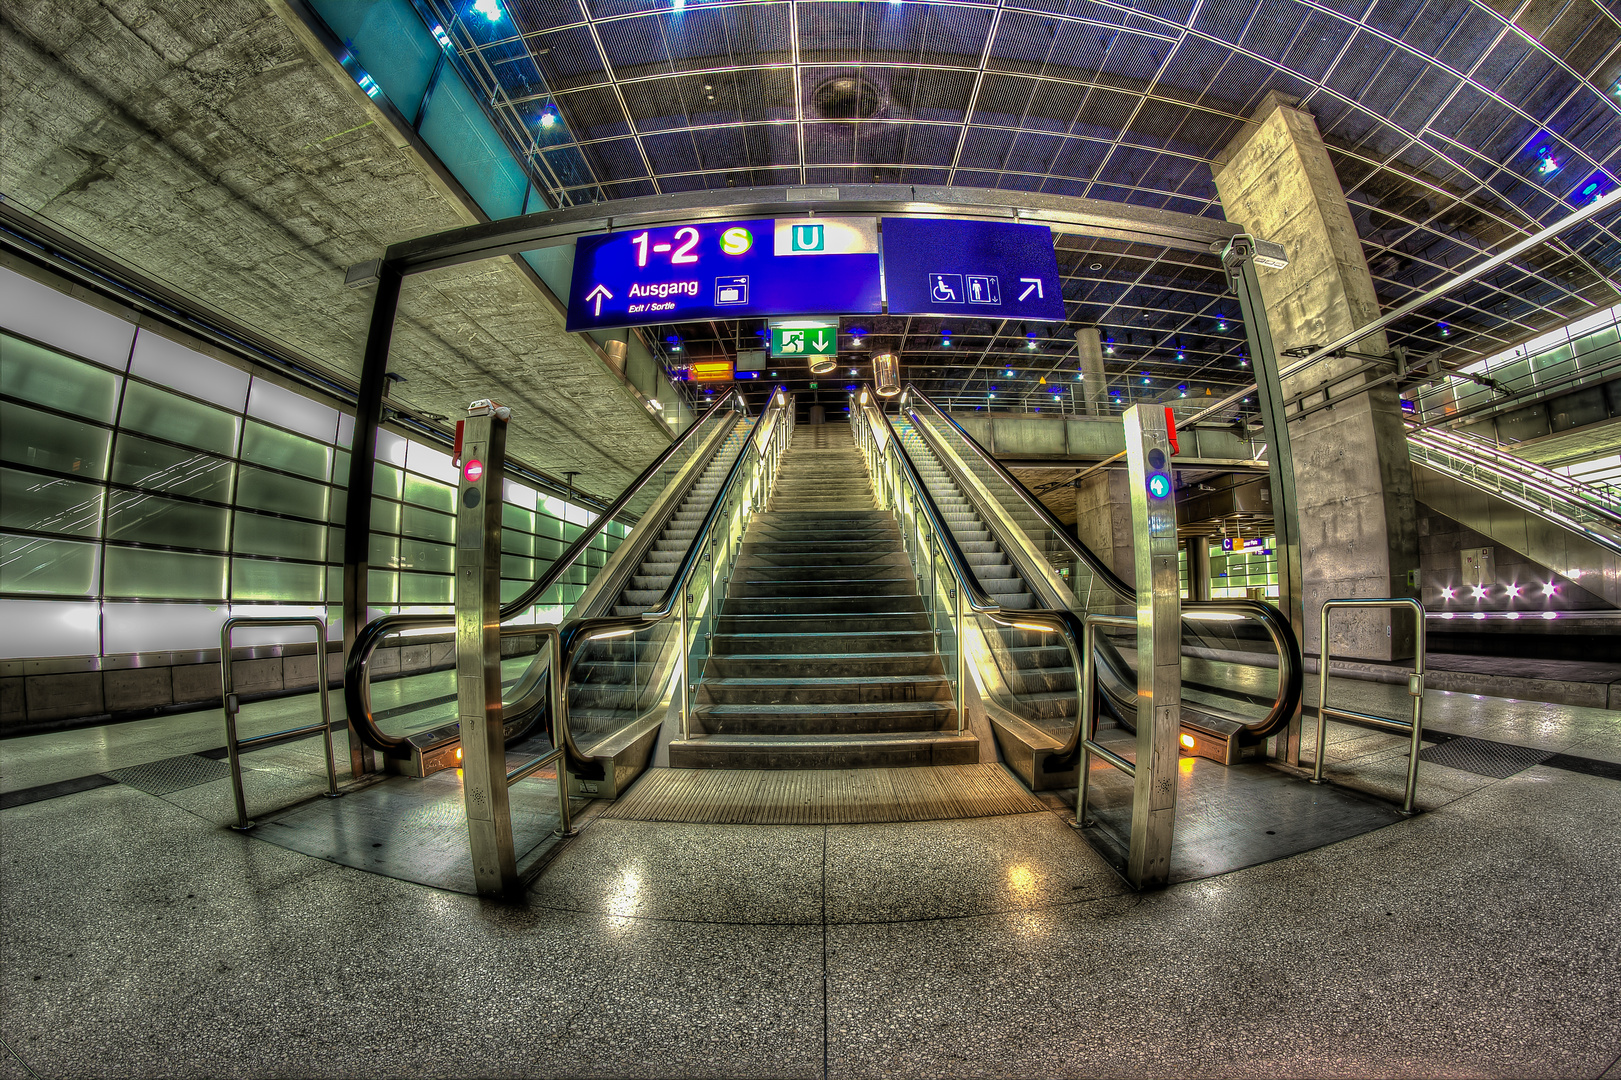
[[2, 672, 1618, 1077]]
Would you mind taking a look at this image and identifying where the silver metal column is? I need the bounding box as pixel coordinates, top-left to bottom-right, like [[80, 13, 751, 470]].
[[455, 399, 519, 899], [1122, 405, 1182, 889], [1220, 236, 1306, 764]]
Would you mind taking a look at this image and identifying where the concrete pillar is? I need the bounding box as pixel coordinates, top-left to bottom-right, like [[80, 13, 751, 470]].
[[1188, 538, 1212, 601], [1072, 470, 1134, 582], [1212, 95, 1419, 661], [1075, 328, 1106, 416]]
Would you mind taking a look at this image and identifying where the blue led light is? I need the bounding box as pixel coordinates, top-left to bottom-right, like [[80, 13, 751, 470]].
[[1147, 473, 1171, 499]]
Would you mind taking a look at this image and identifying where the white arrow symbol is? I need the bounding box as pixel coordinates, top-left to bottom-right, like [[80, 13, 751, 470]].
[[811, 330, 833, 352], [1018, 278, 1044, 301], [585, 284, 613, 316]]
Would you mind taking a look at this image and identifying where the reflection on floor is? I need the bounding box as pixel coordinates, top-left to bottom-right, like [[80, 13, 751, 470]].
[[251, 751, 585, 894]]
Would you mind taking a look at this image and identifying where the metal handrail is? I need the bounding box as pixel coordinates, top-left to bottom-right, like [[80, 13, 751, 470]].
[[343, 386, 752, 756], [219, 616, 342, 831], [1315, 598, 1427, 815], [553, 391, 794, 775], [1407, 428, 1621, 546], [899, 384, 1303, 744]]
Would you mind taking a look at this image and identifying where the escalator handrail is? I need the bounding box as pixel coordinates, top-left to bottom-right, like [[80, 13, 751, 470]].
[[896, 386, 1301, 744], [855, 395, 1097, 754], [553, 392, 793, 774], [1407, 426, 1621, 536], [901, 385, 1136, 599], [343, 387, 751, 755]]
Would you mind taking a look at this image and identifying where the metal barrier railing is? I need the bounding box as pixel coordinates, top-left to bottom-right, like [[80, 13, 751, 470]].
[[219, 616, 342, 831], [1075, 613, 1139, 827], [1314, 598, 1427, 814], [501, 623, 575, 841]]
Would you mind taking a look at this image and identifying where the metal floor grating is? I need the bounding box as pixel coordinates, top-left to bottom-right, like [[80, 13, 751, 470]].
[[1419, 737, 1555, 779], [106, 754, 235, 796], [601, 764, 1047, 825]]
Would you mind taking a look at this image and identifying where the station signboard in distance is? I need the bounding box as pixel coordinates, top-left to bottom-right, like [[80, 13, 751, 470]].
[[686, 360, 734, 382], [1221, 537, 1273, 555], [565, 218, 881, 332], [881, 218, 1066, 322]]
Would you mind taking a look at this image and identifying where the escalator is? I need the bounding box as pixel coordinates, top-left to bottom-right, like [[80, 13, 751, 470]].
[[341, 388, 759, 778], [1407, 425, 1620, 609], [858, 387, 1303, 788]]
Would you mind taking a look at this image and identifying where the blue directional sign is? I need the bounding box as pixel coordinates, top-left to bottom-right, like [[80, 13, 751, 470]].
[[565, 218, 882, 332], [882, 218, 1065, 321]]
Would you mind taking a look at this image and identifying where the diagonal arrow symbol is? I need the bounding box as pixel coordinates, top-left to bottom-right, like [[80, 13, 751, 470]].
[[585, 283, 613, 317], [1018, 278, 1043, 301]]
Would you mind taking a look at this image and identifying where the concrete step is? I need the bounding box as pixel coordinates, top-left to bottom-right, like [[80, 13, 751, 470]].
[[712, 629, 937, 654], [667, 731, 979, 770], [705, 651, 944, 679], [716, 611, 932, 635], [697, 674, 952, 707], [727, 576, 916, 598], [722, 594, 926, 616]]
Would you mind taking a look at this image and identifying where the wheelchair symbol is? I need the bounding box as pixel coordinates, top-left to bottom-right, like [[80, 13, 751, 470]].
[[929, 274, 964, 304]]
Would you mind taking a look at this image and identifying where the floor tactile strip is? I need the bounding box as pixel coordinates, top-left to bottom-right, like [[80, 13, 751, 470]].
[[106, 754, 235, 796], [1419, 736, 1554, 779], [601, 764, 1046, 824]]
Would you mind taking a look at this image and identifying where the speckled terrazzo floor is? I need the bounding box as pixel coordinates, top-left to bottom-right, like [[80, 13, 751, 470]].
[[3, 692, 1620, 1077]]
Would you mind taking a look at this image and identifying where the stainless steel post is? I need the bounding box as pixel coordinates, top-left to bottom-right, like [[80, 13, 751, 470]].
[[455, 400, 519, 898], [1220, 237, 1306, 764], [1123, 405, 1182, 889]]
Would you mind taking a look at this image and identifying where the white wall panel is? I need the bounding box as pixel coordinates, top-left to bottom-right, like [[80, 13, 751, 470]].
[[0, 267, 135, 370], [102, 602, 228, 654], [129, 330, 249, 410], [0, 599, 99, 658], [247, 379, 339, 443]]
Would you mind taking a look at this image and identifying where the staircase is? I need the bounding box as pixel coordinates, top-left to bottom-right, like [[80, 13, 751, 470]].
[[569, 418, 751, 751], [894, 420, 1079, 733], [669, 423, 977, 769]]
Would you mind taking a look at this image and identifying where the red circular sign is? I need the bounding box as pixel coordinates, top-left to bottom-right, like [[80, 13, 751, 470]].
[[464, 459, 484, 483]]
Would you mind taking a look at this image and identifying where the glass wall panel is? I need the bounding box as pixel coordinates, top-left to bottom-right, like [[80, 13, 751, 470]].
[[232, 558, 324, 602], [501, 553, 533, 579], [0, 534, 99, 594], [0, 469, 103, 536], [370, 535, 400, 568], [106, 492, 231, 550], [0, 402, 112, 479], [119, 382, 239, 456], [367, 569, 399, 604], [502, 530, 534, 556], [110, 435, 234, 501], [240, 420, 331, 480], [104, 547, 228, 600], [233, 513, 325, 561], [370, 500, 400, 534], [237, 466, 327, 519], [400, 504, 454, 542], [1, 334, 121, 420], [403, 473, 454, 512], [374, 462, 403, 500], [399, 538, 452, 572], [502, 503, 535, 532], [400, 572, 452, 605]]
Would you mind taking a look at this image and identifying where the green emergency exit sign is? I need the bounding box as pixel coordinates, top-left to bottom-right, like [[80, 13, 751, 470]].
[[770, 325, 837, 357]]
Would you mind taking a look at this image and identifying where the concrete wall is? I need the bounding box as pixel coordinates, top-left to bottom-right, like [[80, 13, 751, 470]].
[[1072, 470, 1134, 581], [1213, 97, 1420, 661]]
